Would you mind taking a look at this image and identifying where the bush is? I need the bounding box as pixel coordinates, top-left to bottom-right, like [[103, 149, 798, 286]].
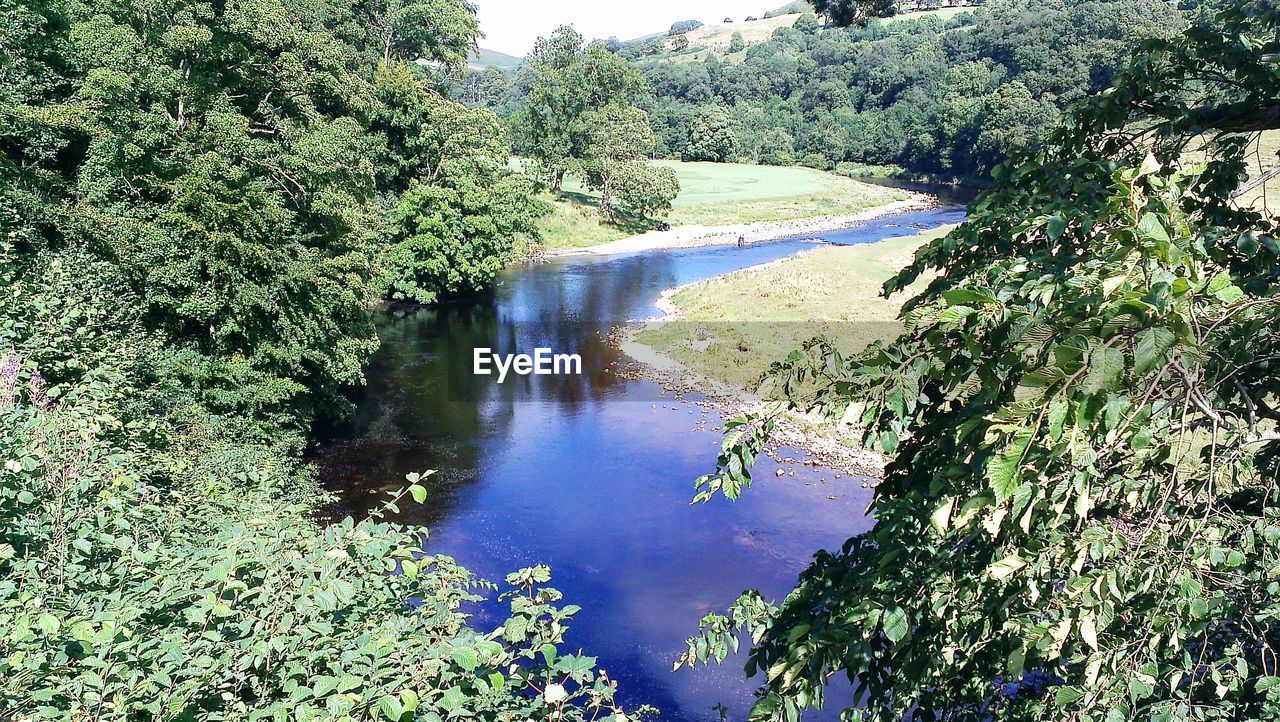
[[668, 19, 703, 35], [0, 354, 634, 720], [613, 163, 680, 220], [799, 152, 832, 170]]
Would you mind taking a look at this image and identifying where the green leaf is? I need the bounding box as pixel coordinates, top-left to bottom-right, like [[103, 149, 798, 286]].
[[1137, 212, 1169, 242], [986, 431, 1032, 502], [1134, 327, 1175, 375], [37, 613, 60, 636], [988, 554, 1027, 580], [1046, 213, 1068, 240], [379, 696, 403, 721], [939, 305, 975, 326], [408, 484, 428, 504], [882, 606, 909, 644], [452, 646, 479, 672], [1055, 686, 1084, 707]]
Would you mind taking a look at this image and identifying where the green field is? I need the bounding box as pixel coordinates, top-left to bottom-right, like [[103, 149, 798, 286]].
[[535, 161, 906, 250], [634, 225, 952, 390], [1180, 129, 1279, 215], [1237, 129, 1280, 213]]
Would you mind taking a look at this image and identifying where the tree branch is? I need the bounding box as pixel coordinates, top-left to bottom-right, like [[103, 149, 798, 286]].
[[1188, 100, 1280, 134]]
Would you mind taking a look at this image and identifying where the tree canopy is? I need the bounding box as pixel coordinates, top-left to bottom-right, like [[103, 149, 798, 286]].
[[0, 0, 625, 717]]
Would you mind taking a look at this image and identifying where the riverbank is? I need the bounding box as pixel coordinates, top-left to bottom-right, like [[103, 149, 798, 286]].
[[615, 223, 956, 477], [548, 194, 933, 257], [533, 161, 914, 252]]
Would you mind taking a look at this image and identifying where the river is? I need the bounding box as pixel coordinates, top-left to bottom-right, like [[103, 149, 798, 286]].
[[317, 203, 967, 721]]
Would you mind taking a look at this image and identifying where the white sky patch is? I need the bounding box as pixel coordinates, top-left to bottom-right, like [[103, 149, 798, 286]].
[[474, 0, 776, 56]]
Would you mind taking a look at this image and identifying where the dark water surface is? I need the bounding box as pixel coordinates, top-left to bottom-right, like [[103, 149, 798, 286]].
[[317, 205, 966, 721]]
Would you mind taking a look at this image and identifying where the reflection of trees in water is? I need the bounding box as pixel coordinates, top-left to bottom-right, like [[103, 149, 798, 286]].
[[314, 251, 682, 526], [315, 303, 508, 526]]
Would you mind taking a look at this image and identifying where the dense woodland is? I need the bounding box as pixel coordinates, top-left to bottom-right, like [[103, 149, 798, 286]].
[[0, 0, 624, 717], [469, 0, 1194, 182]]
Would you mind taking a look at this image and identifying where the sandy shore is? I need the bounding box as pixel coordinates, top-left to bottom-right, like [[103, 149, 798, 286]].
[[548, 193, 934, 257]]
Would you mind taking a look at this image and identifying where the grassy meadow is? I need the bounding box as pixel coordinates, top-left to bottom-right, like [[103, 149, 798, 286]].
[[635, 225, 953, 390], [534, 160, 906, 250], [1235, 129, 1280, 213]]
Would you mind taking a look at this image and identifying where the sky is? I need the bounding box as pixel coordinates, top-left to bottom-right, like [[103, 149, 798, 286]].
[[474, 0, 776, 56]]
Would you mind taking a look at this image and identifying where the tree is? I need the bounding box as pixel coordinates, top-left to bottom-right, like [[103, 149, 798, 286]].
[[681, 3, 1280, 720], [811, 0, 896, 26], [577, 103, 660, 221], [683, 105, 739, 162], [517, 30, 645, 191], [613, 162, 680, 219], [729, 32, 747, 53], [669, 19, 704, 35], [364, 0, 479, 67], [793, 13, 822, 35], [672, 34, 691, 52], [0, 0, 633, 718]]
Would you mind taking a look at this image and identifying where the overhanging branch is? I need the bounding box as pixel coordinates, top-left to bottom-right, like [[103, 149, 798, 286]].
[[1188, 100, 1280, 134]]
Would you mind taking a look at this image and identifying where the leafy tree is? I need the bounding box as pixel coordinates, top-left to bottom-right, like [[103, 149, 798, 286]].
[[683, 105, 739, 162], [382, 166, 545, 304], [362, 0, 480, 67], [612, 162, 680, 219], [811, 0, 896, 26], [681, 3, 1280, 721], [729, 32, 747, 53], [372, 62, 542, 304], [793, 13, 823, 35], [669, 19, 704, 35], [516, 30, 645, 190], [0, 0, 628, 718], [577, 103, 660, 221], [672, 34, 691, 53]]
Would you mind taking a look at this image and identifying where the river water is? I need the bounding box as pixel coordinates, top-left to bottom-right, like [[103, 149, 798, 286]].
[[318, 204, 966, 721]]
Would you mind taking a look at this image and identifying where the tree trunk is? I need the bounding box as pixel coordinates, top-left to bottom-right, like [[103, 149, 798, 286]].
[[600, 170, 613, 220]]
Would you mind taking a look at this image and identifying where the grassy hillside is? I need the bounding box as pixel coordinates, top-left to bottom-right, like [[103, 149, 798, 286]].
[[1236, 129, 1280, 213], [532, 161, 906, 250], [635, 225, 951, 389], [468, 47, 522, 71]]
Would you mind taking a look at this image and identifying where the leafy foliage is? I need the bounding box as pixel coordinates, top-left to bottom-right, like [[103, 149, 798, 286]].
[[372, 62, 546, 303], [680, 3, 1280, 721], [514, 29, 646, 191], [0, 368, 628, 719], [578, 103, 662, 220], [0, 0, 626, 717], [627, 0, 1185, 180], [683, 105, 739, 162]]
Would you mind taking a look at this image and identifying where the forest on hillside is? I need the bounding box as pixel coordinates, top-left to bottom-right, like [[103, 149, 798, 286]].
[[465, 0, 1194, 182]]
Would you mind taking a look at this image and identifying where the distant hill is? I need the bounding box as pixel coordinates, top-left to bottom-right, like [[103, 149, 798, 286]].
[[638, 5, 978, 64], [468, 47, 522, 71]]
